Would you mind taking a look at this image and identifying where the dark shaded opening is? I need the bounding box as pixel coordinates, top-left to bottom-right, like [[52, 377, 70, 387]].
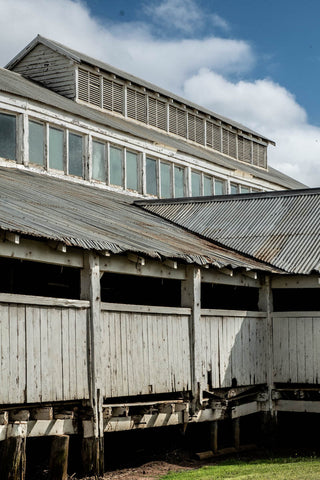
[[0, 258, 80, 299], [201, 283, 259, 310], [273, 288, 320, 311], [101, 272, 181, 306]]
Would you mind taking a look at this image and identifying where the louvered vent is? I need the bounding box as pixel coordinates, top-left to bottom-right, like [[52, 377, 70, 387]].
[[148, 97, 167, 130], [187, 114, 205, 145], [169, 105, 187, 137], [252, 142, 259, 166], [103, 78, 123, 113], [206, 121, 221, 151], [238, 136, 252, 163], [89, 72, 101, 107], [78, 69, 89, 102], [188, 113, 196, 142], [127, 88, 147, 123], [258, 144, 266, 168], [229, 131, 236, 158]]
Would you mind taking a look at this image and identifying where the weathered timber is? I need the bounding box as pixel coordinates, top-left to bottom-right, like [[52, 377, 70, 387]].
[[80, 253, 104, 475], [209, 421, 218, 453], [233, 417, 240, 449], [48, 435, 69, 480], [0, 435, 26, 480], [258, 276, 274, 420], [181, 266, 202, 410]]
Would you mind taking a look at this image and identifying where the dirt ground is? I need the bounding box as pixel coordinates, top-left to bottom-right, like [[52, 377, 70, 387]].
[[70, 449, 201, 480]]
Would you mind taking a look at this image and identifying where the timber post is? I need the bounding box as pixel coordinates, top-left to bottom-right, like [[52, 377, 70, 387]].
[[48, 435, 69, 480], [0, 422, 27, 480], [258, 275, 277, 442], [80, 252, 104, 475], [209, 421, 218, 453], [181, 265, 202, 412]]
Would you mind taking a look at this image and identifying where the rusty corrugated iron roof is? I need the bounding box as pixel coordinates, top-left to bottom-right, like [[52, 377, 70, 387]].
[[136, 188, 320, 274], [0, 167, 276, 271]]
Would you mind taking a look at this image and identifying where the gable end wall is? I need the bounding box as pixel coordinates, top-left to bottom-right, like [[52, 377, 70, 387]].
[[11, 44, 76, 99]]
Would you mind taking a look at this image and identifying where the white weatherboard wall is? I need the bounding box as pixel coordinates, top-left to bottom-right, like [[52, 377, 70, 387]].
[[273, 312, 320, 384], [0, 297, 90, 404], [100, 304, 191, 398], [200, 310, 267, 388]]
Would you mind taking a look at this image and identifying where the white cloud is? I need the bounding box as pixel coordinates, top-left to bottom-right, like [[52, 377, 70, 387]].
[[183, 69, 319, 186], [0, 0, 319, 186], [144, 0, 203, 34]]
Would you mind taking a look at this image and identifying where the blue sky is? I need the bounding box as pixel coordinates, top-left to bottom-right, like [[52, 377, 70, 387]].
[[1, 0, 319, 186]]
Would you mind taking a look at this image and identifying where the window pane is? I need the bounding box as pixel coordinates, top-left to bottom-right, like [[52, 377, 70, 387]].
[[214, 179, 224, 195], [230, 184, 238, 194], [92, 141, 105, 181], [69, 132, 83, 177], [160, 162, 171, 198], [240, 185, 250, 194], [146, 157, 157, 195], [174, 166, 185, 197], [29, 121, 44, 165], [203, 176, 213, 196], [110, 146, 122, 186], [191, 171, 201, 197], [49, 127, 64, 171], [0, 113, 16, 160], [126, 151, 138, 190]]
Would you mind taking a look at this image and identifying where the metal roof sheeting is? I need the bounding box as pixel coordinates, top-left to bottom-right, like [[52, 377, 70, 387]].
[[137, 188, 320, 274], [0, 67, 305, 191], [0, 167, 275, 271]]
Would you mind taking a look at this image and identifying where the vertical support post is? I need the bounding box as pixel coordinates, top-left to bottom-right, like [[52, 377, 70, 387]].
[[0, 423, 27, 480], [48, 435, 69, 480], [80, 253, 104, 476], [233, 418, 240, 450], [181, 265, 202, 411], [209, 421, 218, 453], [258, 275, 277, 441]]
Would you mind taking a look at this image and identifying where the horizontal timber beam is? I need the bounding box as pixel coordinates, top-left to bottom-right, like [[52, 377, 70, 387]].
[[100, 255, 187, 279], [0, 237, 83, 268], [271, 275, 320, 289], [201, 269, 261, 287]]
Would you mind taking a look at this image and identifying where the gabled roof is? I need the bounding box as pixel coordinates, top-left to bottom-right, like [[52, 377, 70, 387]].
[[6, 34, 274, 145], [0, 167, 277, 272], [136, 188, 320, 274], [0, 67, 304, 190]]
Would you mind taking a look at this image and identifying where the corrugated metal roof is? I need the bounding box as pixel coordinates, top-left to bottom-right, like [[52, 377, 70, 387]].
[[137, 188, 320, 274], [0, 67, 305, 190], [0, 167, 276, 271], [6, 35, 273, 144]]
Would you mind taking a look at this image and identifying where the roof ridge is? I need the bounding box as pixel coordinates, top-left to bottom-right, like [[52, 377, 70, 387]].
[[135, 186, 318, 206]]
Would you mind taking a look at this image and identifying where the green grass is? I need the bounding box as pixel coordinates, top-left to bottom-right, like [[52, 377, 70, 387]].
[[160, 457, 320, 479]]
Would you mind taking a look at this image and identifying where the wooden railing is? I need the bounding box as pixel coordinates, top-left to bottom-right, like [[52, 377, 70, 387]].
[[0, 294, 90, 404], [200, 310, 267, 388], [273, 312, 320, 384], [100, 303, 192, 398]]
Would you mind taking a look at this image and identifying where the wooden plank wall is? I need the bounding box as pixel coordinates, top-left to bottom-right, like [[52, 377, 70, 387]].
[[273, 312, 320, 384], [12, 44, 76, 99], [100, 303, 192, 398], [0, 299, 89, 404], [200, 310, 267, 388]]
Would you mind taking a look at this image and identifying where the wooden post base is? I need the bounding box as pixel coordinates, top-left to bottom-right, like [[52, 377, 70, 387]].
[[48, 435, 69, 480], [209, 421, 218, 453], [233, 418, 240, 450], [0, 436, 26, 480], [81, 436, 104, 476]]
